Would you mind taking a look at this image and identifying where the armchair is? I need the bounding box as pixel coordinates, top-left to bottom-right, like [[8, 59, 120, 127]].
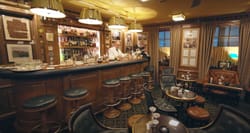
[[161, 67, 174, 75], [68, 103, 128, 133], [144, 90, 177, 117], [189, 104, 250, 133], [160, 75, 176, 98]]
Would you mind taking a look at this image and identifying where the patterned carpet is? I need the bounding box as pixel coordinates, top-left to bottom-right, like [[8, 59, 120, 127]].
[[96, 85, 250, 129]]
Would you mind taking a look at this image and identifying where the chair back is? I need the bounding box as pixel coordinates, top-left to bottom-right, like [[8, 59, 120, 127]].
[[160, 75, 176, 91], [144, 90, 154, 111], [68, 103, 106, 133], [162, 67, 174, 75], [201, 104, 250, 133]]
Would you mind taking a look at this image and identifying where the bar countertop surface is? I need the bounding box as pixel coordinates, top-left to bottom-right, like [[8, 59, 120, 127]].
[[0, 59, 148, 79]]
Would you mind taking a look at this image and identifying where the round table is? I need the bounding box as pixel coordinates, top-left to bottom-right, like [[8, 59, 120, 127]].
[[165, 89, 197, 111], [165, 89, 197, 102], [132, 114, 188, 133]]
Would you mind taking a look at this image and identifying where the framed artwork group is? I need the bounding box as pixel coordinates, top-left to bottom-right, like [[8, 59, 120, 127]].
[[2, 15, 33, 62]]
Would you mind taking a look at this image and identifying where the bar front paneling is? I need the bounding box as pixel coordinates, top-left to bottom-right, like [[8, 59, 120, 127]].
[[0, 59, 148, 132]]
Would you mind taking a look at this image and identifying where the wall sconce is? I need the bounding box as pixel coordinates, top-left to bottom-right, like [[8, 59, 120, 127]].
[[30, 0, 66, 18], [172, 13, 185, 22], [78, 8, 103, 25], [108, 16, 127, 30]]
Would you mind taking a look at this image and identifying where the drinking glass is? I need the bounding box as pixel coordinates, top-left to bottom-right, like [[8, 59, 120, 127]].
[[149, 106, 156, 120]]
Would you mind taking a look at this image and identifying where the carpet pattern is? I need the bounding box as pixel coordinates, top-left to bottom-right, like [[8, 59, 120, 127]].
[[96, 85, 250, 129]]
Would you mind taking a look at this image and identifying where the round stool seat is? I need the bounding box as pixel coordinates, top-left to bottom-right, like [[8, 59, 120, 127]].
[[64, 88, 88, 99], [195, 95, 206, 104], [128, 114, 144, 128], [140, 71, 150, 76], [130, 73, 141, 79], [23, 95, 56, 110], [187, 106, 210, 120], [120, 76, 131, 81], [104, 79, 120, 86]]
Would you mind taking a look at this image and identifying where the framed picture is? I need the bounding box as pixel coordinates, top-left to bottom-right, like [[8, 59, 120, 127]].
[[125, 32, 133, 46], [181, 28, 200, 67], [2, 15, 31, 41], [124, 32, 133, 52], [111, 31, 121, 41], [137, 32, 148, 52], [7, 44, 33, 62], [46, 32, 54, 42]]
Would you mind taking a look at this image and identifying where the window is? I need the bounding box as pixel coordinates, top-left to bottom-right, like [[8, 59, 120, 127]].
[[159, 31, 171, 47], [213, 24, 239, 47]]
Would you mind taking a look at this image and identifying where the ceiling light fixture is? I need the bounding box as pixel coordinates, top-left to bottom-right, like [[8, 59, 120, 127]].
[[128, 7, 143, 32], [172, 13, 185, 22], [78, 8, 103, 25], [108, 16, 127, 30], [30, 0, 66, 18], [128, 22, 143, 32]]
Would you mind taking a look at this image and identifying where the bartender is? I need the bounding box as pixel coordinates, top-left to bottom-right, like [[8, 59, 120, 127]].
[[108, 40, 125, 60]]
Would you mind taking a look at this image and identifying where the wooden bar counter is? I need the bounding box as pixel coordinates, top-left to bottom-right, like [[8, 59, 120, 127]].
[[0, 59, 148, 132]]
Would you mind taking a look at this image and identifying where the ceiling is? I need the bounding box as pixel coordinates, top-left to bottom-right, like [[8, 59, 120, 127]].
[[62, 0, 250, 25]]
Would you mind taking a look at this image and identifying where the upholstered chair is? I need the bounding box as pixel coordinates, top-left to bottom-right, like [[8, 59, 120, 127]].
[[144, 90, 177, 117], [68, 103, 128, 133], [161, 67, 174, 75], [160, 75, 177, 98], [188, 104, 250, 133]]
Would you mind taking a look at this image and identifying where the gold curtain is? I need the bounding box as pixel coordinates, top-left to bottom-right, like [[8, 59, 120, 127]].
[[198, 23, 216, 80], [144, 26, 160, 82], [238, 19, 250, 89], [170, 25, 182, 75], [210, 47, 237, 66]]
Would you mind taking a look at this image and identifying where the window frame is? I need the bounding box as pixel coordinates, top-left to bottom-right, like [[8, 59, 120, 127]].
[[213, 22, 239, 47], [159, 30, 171, 47]]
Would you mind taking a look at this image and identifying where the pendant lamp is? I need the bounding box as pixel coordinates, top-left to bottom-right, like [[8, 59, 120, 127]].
[[78, 8, 103, 25], [108, 16, 127, 30], [128, 7, 143, 32], [128, 22, 143, 32], [30, 0, 66, 18]]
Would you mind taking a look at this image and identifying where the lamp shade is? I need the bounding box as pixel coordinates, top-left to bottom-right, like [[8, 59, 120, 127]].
[[108, 16, 127, 30], [172, 13, 185, 21], [78, 8, 103, 25], [128, 22, 143, 32], [30, 0, 66, 18]]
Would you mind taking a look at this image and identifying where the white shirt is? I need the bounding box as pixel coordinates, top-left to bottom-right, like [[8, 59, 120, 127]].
[[108, 47, 124, 59]]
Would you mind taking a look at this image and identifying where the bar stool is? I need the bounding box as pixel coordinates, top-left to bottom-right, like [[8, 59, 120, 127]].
[[140, 71, 151, 91], [129, 74, 143, 104], [63, 88, 88, 121], [103, 79, 121, 119], [22, 94, 58, 133], [117, 76, 132, 111]]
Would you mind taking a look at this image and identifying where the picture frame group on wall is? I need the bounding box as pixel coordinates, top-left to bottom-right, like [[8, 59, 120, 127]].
[[2, 15, 31, 41], [181, 28, 200, 67], [7, 44, 33, 62]]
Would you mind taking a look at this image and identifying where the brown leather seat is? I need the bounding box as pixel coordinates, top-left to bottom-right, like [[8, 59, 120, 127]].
[[187, 106, 210, 121], [210, 89, 228, 95], [195, 95, 206, 104], [127, 114, 144, 128]]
